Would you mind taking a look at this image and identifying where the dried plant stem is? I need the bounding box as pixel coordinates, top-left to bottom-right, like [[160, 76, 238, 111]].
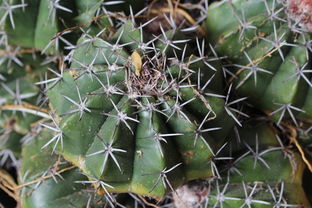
[[149, 7, 205, 35], [0, 49, 37, 55], [52, 13, 127, 40], [285, 124, 312, 172], [0, 169, 19, 202], [228, 47, 279, 83], [0, 103, 51, 119], [14, 166, 76, 190], [138, 195, 161, 208]]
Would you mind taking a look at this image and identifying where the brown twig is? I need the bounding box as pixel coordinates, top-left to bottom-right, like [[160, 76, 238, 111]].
[[149, 7, 205, 35], [0, 49, 37, 55], [178, 0, 206, 10], [51, 13, 129, 41], [228, 46, 279, 83], [138, 195, 161, 208], [0, 103, 51, 119], [284, 123, 312, 172], [14, 166, 76, 190], [0, 169, 19, 202], [0, 183, 18, 201], [298, 117, 312, 124], [166, 0, 174, 17]]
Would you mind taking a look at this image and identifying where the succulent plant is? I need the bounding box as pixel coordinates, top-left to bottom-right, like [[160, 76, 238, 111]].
[[205, 0, 312, 123], [0, 0, 311, 207]]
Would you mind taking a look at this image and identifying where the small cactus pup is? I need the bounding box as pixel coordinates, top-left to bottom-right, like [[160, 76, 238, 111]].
[[46, 14, 236, 199], [205, 0, 312, 125]]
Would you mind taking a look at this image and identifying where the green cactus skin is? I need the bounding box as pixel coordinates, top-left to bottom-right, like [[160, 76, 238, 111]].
[[20, 129, 111, 208], [46, 19, 234, 198], [0, 54, 50, 168], [205, 0, 312, 124], [1, 0, 145, 54], [20, 129, 154, 208], [224, 124, 311, 207], [173, 123, 310, 207]]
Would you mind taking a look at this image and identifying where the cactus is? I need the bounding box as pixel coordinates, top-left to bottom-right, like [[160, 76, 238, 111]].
[[174, 123, 310, 207], [0, 51, 49, 169], [45, 18, 236, 199], [0, 0, 311, 207], [205, 0, 312, 124]]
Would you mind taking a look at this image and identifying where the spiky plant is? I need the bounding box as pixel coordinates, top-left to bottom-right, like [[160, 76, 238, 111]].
[[0, 0, 311, 207]]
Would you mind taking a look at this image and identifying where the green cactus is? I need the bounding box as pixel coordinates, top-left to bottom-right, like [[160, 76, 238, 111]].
[[205, 0, 312, 123], [45, 18, 235, 199], [0, 0, 311, 207], [0, 51, 50, 170], [173, 122, 310, 207]]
